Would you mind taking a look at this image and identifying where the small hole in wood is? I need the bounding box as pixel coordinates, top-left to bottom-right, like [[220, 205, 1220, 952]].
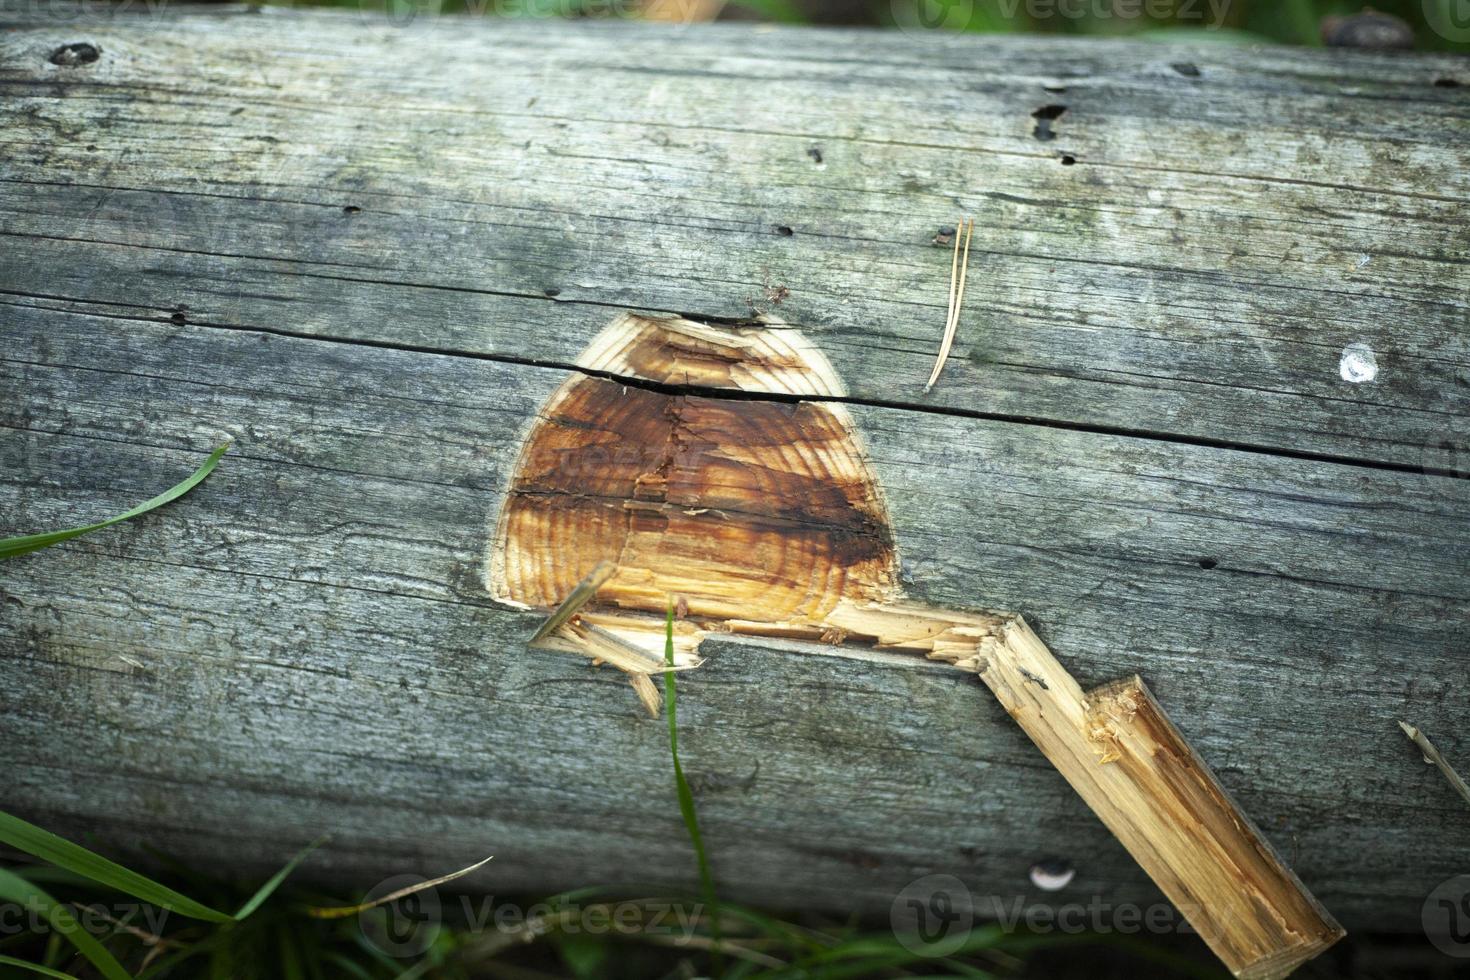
[[1060, 154, 1077, 166], [773, 225, 794, 237], [1434, 78, 1460, 88], [807, 146, 823, 164], [1198, 558, 1218, 570], [49, 43, 100, 67], [1031, 104, 1067, 141], [342, 205, 361, 214], [543, 288, 561, 298], [170, 311, 187, 326], [1171, 62, 1200, 77]]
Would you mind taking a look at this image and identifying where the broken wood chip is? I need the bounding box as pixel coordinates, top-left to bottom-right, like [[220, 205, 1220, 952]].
[[924, 215, 974, 393], [1398, 720, 1470, 808], [629, 673, 662, 717], [563, 618, 704, 675], [819, 626, 849, 645], [529, 559, 616, 644]]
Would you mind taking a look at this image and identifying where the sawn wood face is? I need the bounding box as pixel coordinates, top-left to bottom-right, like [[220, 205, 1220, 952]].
[[492, 315, 898, 624]]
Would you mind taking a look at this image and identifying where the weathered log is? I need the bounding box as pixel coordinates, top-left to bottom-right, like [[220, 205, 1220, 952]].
[[0, 3, 1466, 944]]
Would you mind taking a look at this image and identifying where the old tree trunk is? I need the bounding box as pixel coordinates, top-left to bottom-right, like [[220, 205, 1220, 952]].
[[0, 3, 1466, 936]]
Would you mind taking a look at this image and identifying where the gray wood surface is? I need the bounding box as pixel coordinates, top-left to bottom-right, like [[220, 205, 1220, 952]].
[[0, 4, 1466, 933]]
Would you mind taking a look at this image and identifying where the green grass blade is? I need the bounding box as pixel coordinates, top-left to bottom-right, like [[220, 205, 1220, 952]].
[[0, 445, 229, 561], [0, 812, 320, 925], [233, 837, 326, 920], [0, 812, 232, 922], [277, 923, 305, 980], [0, 870, 134, 980], [663, 601, 721, 964], [713, 902, 826, 954], [724, 0, 804, 23], [319, 953, 375, 980], [0, 955, 83, 979]]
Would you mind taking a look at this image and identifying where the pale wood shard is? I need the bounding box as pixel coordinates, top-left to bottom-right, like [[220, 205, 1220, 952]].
[[629, 673, 663, 718], [980, 620, 1344, 979], [528, 559, 616, 644], [553, 618, 703, 676]]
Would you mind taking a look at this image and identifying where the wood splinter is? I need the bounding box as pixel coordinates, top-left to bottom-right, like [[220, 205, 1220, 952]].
[[489, 312, 1343, 979], [529, 560, 703, 716]]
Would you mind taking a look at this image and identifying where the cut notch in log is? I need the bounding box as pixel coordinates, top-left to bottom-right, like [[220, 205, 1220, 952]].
[[489, 312, 1343, 978]]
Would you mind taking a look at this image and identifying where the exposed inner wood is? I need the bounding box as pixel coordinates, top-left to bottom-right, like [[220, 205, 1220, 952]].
[[490, 313, 899, 626], [576, 313, 849, 398]]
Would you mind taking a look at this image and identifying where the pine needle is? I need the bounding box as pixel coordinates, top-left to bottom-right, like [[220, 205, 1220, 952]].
[[306, 855, 493, 919], [925, 217, 974, 393], [1399, 721, 1470, 808]]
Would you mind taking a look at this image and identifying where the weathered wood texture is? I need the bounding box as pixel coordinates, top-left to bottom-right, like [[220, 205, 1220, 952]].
[[0, 5, 1467, 934]]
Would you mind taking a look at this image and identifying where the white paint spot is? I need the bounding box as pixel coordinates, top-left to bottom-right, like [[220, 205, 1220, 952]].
[[1029, 861, 1076, 891], [1355, 254, 1371, 269], [1339, 343, 1379, 384]]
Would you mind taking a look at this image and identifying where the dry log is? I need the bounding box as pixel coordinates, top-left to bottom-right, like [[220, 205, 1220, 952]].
[[2, 5, 1466, 942]]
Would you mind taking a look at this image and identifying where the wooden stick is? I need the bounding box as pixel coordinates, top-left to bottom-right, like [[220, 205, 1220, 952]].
[[980, 617, 1344, 980]]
